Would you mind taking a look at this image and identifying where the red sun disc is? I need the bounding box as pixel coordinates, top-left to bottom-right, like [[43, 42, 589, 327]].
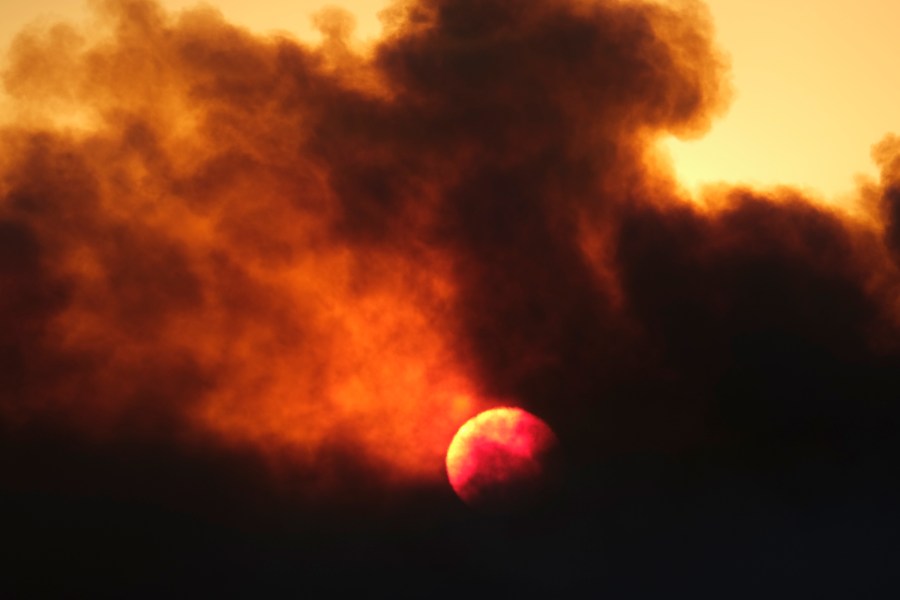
[[445, 407, 561, 512]]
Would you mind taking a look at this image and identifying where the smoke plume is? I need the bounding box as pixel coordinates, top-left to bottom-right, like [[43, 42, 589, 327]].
[[2, 0, 899, 526]]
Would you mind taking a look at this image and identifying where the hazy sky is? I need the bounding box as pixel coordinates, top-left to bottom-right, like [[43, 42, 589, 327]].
[[1, 0, 898, 199]]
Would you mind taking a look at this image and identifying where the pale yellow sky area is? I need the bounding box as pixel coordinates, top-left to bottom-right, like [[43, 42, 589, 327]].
[[1, 0, 898, 200], [664, 0, 900, 201]]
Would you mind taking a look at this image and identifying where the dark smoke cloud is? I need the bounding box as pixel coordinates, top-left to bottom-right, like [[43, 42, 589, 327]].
[[2, 0, 900, 595]]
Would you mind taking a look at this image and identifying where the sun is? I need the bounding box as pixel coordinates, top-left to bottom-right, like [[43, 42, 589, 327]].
[[445, 407, 562, 513]]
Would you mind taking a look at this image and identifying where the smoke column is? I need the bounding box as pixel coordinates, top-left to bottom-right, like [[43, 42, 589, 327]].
[[2, 0, 900, 594]]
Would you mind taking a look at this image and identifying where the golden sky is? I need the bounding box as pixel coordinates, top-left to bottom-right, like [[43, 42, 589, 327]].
[[665, 0, 900, 200], [2, 1, 898, 201]]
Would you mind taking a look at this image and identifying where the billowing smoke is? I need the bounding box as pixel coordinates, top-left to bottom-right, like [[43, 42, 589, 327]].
[[2, 0, 900, 562]]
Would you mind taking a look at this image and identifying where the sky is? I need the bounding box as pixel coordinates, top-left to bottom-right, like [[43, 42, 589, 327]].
[[2, 0, 899, 199], [2, 1, 900, 596]]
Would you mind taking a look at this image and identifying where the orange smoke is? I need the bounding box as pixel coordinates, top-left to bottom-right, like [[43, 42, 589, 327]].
[[0, 0, 482, 485], [3, 0, 900, 505]]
